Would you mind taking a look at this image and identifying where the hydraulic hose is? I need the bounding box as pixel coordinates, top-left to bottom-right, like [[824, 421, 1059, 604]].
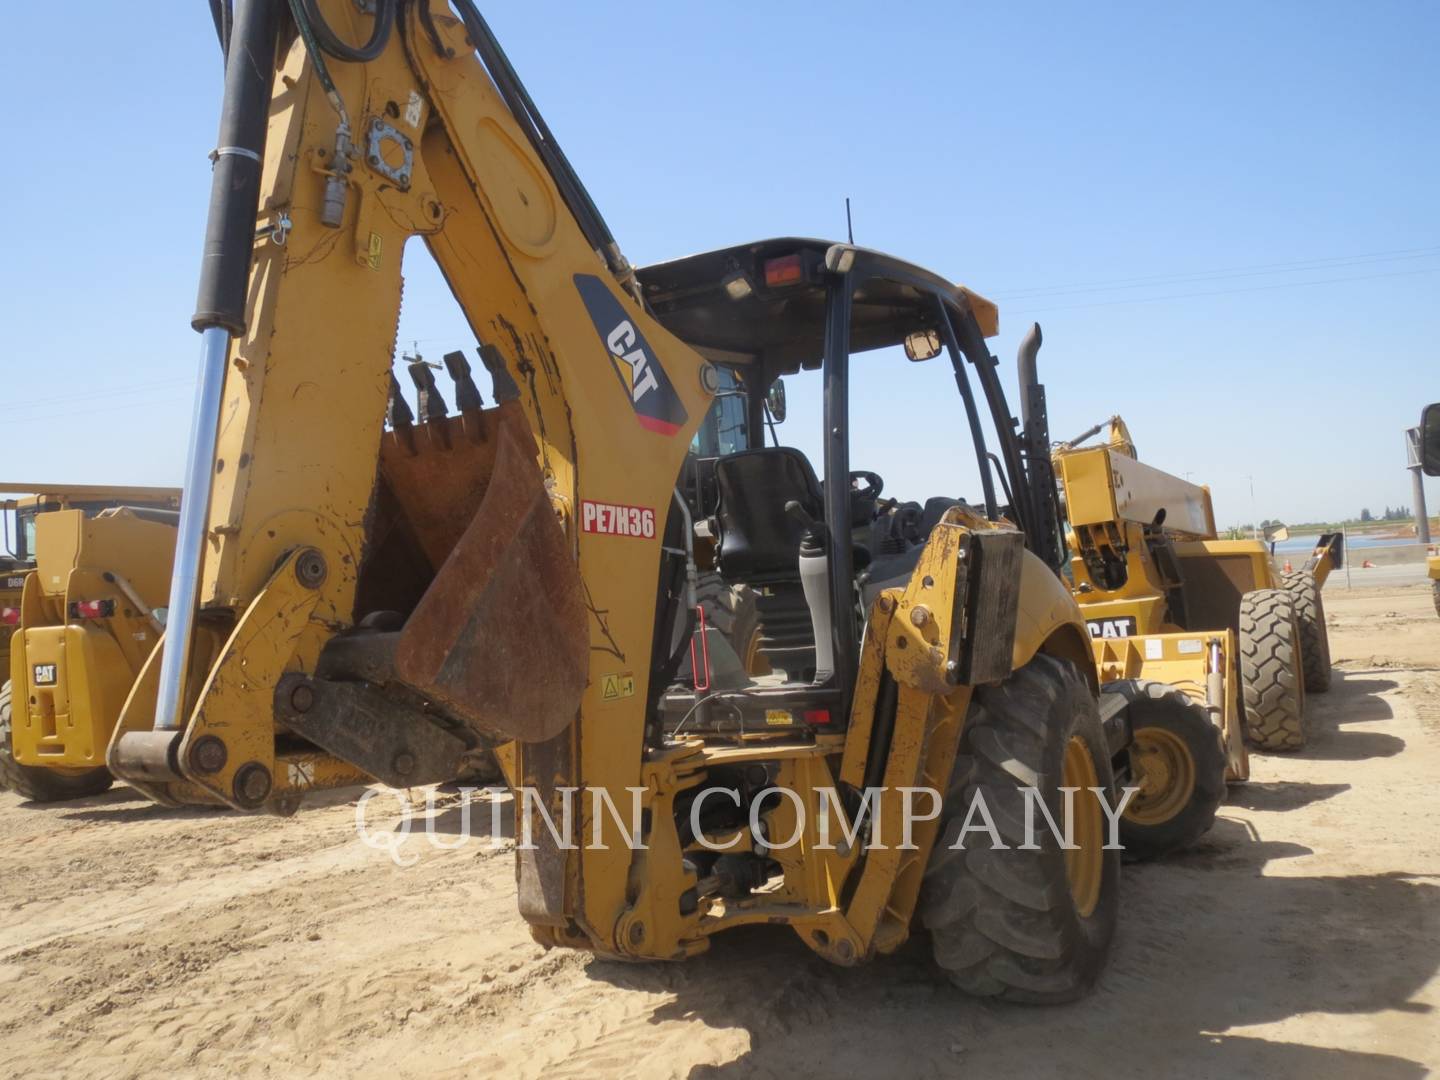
[[208, 0, 233, 57], [297, 0, 396, 63]]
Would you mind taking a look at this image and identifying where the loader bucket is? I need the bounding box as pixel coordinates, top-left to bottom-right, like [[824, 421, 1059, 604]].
[[379, 402, 588, 744]]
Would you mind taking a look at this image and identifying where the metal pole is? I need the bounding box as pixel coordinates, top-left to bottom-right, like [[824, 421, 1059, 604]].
[[1407, 427, 1432, 545], [1411, 469, 1431, 545], [1247, 475, 1258, 539], [1342, 523, 1352, 589]]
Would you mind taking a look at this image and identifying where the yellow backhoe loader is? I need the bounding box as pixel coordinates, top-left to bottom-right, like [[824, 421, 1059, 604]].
[[1053, 418, 1341, 766], [1, 485, 179, 801], [105, 0, 1172, 1000]]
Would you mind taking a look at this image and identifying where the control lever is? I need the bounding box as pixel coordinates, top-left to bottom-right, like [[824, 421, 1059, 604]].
[[787, 501, 836, 684], [785, 499, 819, 533]]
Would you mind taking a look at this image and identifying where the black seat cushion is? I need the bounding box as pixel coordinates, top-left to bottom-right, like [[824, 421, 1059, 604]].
[[714, 448, 823, 585]]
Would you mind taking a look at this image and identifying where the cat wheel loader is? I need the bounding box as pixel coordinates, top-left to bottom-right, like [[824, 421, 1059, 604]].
[[1, 485, 179, 802], [110, 0, 1155, 1000], [1053, 415, 1342, 808]]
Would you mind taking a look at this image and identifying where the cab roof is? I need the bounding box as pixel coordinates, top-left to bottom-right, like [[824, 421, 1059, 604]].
[[636, 237, 999, 378]]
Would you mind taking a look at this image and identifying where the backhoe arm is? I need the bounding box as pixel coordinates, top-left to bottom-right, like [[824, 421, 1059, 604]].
[[110, 0, 714, 946]]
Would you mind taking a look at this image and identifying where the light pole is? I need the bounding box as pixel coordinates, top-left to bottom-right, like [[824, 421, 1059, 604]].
[[1406, 427, 1432, 545], [1246, 474, 1258, 539]]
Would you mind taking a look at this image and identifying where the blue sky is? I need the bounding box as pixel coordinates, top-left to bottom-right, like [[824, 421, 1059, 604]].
[[3, 1, 1437, 529]]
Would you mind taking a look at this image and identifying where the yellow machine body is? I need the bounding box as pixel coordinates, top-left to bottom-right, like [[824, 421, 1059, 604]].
[[9, 508, 176, 772], [114, 0, 1100, 970], [2, 487, 178, 678], [1055, 418, 1250, 779]]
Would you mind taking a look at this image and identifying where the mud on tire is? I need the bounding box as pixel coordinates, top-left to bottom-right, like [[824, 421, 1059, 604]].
[[1238, 589, 1307, 752], [1281, 569, 1331, 693], [919, 654, 1120, 1004], [0, 681, 114, 803]]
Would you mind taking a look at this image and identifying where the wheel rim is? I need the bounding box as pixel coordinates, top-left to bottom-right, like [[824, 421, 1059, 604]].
[[1062, 735, 1104, 918], [1124, 726, 1196, 826]]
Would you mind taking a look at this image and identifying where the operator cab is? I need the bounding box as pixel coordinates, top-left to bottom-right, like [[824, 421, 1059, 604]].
[[637, 239, 1063, 737]]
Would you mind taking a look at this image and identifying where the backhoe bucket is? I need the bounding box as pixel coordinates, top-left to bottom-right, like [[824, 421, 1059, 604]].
[[382, 403, 588, 744]]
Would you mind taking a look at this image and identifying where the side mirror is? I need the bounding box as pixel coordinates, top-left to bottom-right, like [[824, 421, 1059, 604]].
[[903, 329, 942, 362], [1422, 403, 1440, 477], [1263, 523, 1290, 544], [766, 379, 787, 423]]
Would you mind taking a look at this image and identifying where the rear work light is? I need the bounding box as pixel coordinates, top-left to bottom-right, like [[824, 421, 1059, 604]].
[[68, 599, 115, 620], [763, 254, 804, 288], [0, 607, 18, 626]]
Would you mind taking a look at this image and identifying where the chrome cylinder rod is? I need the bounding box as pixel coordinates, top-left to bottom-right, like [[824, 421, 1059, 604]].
[[153, 326, 229, 730]]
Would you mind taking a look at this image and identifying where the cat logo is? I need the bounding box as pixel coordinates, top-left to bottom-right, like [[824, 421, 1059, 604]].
[[574, 273, 688, 436], [33, 663, 58, 687], [1086, 617, 1137, 639]]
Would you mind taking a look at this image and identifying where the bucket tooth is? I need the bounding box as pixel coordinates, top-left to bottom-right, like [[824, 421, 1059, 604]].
[[387, 372, 417, 454], [443, 350, 485, 411], [407, 357, 449, 422], [478, 343, 521, 404], [444, 350, 487, 443], [407, 357, 451, 450]]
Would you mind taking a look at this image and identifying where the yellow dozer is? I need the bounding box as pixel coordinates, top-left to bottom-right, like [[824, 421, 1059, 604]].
[[97, 0, 1207, 1001], [1053, 417, 1341, 769], [1, 485, 179, 801]]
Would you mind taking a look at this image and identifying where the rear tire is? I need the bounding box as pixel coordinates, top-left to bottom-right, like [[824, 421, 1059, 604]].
[[919, 654, 1120, 1004], [0, 681, 114, 803], [1281, 569, 1331, 692], [1103, 680, 1226, 859], [1238, 589, 1306, 752], [693, 573, 765, 675]]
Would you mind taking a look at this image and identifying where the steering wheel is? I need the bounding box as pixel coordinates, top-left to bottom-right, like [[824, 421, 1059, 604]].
[[849, 471, 884, 502]]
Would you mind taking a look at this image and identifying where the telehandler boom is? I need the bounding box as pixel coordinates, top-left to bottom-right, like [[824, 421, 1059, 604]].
[[113, 0, 1136, 999]]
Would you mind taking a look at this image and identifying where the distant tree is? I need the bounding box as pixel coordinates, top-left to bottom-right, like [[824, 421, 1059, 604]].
[[1360, 508, 1373, 522]]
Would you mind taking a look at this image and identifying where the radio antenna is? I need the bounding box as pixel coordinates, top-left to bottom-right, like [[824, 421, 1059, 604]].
[[845, 197, 854, 244]]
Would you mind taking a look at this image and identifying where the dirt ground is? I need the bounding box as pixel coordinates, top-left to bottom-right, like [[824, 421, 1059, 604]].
[[2, 583, 1438, 1079]]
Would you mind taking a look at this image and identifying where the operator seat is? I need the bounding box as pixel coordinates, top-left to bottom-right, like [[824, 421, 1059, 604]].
[[713, 448, 823, 583], [712, 448, 824, 679]]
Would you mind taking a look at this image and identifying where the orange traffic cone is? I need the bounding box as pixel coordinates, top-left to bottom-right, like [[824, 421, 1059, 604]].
[[1362, 558, 1376, 569], [1283, 559, 1293, 572]]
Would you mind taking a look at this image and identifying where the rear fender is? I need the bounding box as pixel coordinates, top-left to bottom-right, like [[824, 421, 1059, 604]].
[[1014, 550, 1096, 691]]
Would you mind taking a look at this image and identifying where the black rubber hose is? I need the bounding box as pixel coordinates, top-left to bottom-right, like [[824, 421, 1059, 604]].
[[208, 0, 233, 57], [298, 0, 395, 62], [192, 0, 283, 334]]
